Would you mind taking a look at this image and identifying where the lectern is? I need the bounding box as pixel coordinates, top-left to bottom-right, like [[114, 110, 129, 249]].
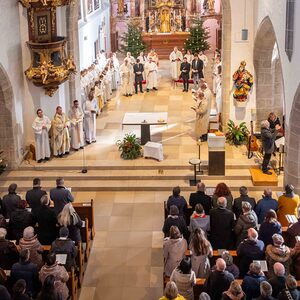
[[208, 133, 225, 175]]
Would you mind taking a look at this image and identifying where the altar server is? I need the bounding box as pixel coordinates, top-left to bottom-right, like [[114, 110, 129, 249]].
[[69, 100, 84, 151], [120, 59, 133, 97], [147, 49, 159, 65], [199, 50, 208, 68], [144, 57, 158, 92], [169, 46, 183, 80], [212, 56, 221, 94], [137, 51, 148, 65], [83, 94, 99, 144], [32, 109, 51, 163], [51, 106, 70, 157], [112, 53, 121, 87]]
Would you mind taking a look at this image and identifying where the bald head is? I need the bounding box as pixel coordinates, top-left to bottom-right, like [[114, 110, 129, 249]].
[[197, 182, 205, 192], [261, 120, 270, 129], [248, 228, 258, 240], [217, 196, 227, 208], [216, 258, 226, 271], [274, 262, 285, 276]]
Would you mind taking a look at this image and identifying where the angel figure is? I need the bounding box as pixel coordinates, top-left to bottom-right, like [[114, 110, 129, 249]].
[[40, 61, 49, 84]]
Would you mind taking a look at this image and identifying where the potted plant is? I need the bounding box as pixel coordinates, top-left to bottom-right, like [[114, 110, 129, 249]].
[[116, 134, 142, 160], [225, 120, 249, 145]]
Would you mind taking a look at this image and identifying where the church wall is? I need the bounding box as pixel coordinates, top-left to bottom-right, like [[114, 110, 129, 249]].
[[225, 0, 256, 125], [78, 4, 111, 70], [0, 1, 27, 168], [253, 0, 300, 125]]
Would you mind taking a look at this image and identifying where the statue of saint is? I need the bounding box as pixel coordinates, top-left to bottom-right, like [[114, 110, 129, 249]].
[[232, 61, 253, 102], [208, 0, 215, 11], [160, 9, 171, 32]]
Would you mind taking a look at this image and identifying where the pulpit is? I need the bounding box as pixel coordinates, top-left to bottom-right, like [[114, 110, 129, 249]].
[[208, 133, 225, 175]]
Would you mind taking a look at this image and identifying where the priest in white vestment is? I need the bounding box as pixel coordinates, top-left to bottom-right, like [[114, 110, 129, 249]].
[[32, 109, 51, 162], [212, 56, 221, 94], [169, 47, 183, 80], [112, 53, 121, 87], [137, 51, 147, 78], [83, 95, 99, 143], [120, 59, 133, 97], [147, 49, 159, 65], [144, 57, 158, 92], [69, 100, 85, 151], [51, 106, 71, 157], [199, 51, 208, 68]]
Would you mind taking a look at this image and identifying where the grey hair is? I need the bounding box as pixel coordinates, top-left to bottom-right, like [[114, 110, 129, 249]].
[[260, 281, 272, 297], [164, 281, 178, 299], [261, 120, 270, 129], [40, 194, 50, 206], [217, 197, 227, 208]]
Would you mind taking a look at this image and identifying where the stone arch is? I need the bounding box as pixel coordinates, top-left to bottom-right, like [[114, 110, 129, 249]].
[[285, 84, 300, 192], [0, 64, 17, 168], [253, 16, 285, 122], [221, 0, 231, 125]]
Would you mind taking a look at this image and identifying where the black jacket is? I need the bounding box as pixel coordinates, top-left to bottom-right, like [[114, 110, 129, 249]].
[[278, 288, 300, 300], [237, 238, 265, 277], [9, 209, 35, 242], [0, 239, 19, 269], [36, 205, 58, 245], [0, 285, 11, 300], [191, 59, 204, 78], [233, 195, 256, 219], [2, 193, 21, 218], [133, 63, 144, 82], [51, 238, 77, 271], [189, 191, 212, 215], [166, 196, 188, 218], [204, 269, 234, 300], [268, 275, 286, 298], [11, 261, 39, 297], [25, 187, 47, 216], [50, 187, 74, 216], [180, 62, 190, 79], [162, 215, 189, 240], [209, 206, 234, 249]]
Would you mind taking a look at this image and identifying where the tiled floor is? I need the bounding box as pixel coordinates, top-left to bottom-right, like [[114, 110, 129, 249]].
[[76, 191, 165, 300]]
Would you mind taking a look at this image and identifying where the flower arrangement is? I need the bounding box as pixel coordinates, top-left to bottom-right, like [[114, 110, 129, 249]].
[[116, 134, 142, 160], [225, 120, 249, 145]]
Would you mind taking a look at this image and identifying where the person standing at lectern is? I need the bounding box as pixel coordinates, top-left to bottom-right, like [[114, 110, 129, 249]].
[[180, 57, 191, 92], [133, 58, 144, 94], [261, 120, 280, 175]]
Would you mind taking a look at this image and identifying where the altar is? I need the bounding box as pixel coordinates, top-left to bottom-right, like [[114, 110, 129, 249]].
[[122, 112, 168, 145]]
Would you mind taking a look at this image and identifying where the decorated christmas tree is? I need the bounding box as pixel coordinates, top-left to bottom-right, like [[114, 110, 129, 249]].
[[184, 17, 210, 53], [120, 21, 147, 58]]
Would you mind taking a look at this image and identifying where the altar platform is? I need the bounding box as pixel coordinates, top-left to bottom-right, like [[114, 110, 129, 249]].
[[142, 32, 190, 59]]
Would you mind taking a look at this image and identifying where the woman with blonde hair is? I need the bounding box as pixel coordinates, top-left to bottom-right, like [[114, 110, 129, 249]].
[[222, 280, 246, 300], [159, 281, 186, 300], [189, 228, 212, 278], [57, 203, 82, 243]]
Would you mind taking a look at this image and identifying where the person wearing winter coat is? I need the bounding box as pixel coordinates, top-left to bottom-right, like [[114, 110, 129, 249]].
[[265, 233, 291, 278], [258, 210, 282, 247], [242, 262, 267, 300], [277, 275, 300, 300], [163, 226, 188, 277], [234, 202, 258, 246]]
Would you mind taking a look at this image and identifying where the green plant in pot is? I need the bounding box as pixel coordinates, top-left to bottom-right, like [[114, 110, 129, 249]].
[[225, 120, 249, 145], [116, 134, 142, 160]]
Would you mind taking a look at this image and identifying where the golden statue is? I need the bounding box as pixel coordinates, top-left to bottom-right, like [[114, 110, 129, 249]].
[[160, 9, 171, 32], [66, 55, 76, 73], [40, 61, 49, 84], [118, 0, 124, 14]]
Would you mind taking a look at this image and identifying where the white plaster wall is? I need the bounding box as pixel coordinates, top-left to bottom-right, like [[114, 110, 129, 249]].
[[253, 0, 300, 125], [0, 1, 26, 162], [78, 4, 111, 70], [227, 0, 256, 125]]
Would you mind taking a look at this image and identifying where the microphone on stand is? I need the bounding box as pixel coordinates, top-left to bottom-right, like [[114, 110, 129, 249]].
[[81, 145, 87, 174]]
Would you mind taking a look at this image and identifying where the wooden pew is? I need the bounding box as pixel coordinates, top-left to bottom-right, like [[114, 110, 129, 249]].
[[73, 200, 95, 240]]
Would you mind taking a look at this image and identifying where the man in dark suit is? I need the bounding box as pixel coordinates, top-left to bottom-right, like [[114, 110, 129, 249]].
[[261, 120, 280, 175], [191, 53, 204, 90], [209, 197, 235, 249], [133, 58, 144, 94], [180, 57, 191, 92], [189, 182, 212, 214]]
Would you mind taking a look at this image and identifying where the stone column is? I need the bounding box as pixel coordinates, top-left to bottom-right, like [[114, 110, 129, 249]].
[[66, 0, 81, 103], [221, 0, 231, 127]]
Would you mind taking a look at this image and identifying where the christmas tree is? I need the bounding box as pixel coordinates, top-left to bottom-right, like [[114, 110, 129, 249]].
[[184, 17, 210, 53], [120, 21, 147, 58]]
